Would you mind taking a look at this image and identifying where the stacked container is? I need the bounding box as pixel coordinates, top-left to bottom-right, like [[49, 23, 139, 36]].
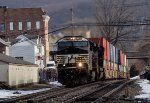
[[107, 41, 111, 78], [89, 37, 128, 79], [100, 38, 109, 79], [89, 38, 109, 79], [109, 44, 113, 78], [116, 48, 119, 78], [113, 46, 116, 78]]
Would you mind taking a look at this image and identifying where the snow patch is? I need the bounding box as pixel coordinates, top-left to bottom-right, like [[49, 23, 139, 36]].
[[49, 81, 62, 87], [130, 76, 140, 80], [135, 79, 150, 100], [0, 88, 50, 99]]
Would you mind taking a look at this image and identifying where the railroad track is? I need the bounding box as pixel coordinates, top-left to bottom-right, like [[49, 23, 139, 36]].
[[64, 80, 135, 103], [1, 80, 129, 103], [41, 80, 125, 103], [22, 80, 113, 103]]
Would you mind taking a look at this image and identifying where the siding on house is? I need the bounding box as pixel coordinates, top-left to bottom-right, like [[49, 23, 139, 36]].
[[0, 61, 8, 83], [8, 64, 38, 86], [0, 53, 39, 87], [10, 41, 35, 64]]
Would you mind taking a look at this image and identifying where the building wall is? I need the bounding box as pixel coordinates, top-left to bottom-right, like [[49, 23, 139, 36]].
[[0, 61, 8, 83], [8, 64, 38, 86], [0, 8, 44, 36], [10, 41, 35, 64], [0, 8, 50, 66]]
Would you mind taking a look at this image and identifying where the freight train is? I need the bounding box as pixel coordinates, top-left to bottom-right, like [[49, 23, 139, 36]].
[[56, 36, 129, 86]]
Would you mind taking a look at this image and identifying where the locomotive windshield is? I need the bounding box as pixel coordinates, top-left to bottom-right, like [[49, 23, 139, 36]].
[[58, 41, 88, 48], [58, 41, 72, 47], [73, 41, 88, 47]]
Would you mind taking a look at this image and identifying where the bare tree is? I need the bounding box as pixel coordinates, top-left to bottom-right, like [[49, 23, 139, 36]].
[[137, 43, 150, 69], [94, 0, 136, 45]]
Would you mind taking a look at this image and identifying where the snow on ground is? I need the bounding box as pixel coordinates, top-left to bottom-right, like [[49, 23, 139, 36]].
[[0, 88, 50, 99], [130, 75, 140, 80], [0, 81, 62, 99], [49, 81, 62, 87], [135, 79, 150, 100]]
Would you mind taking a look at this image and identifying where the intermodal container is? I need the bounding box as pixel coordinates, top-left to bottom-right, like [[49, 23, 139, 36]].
[[107, 41, 110, 61], [122, 53, 125, 66], [88, 38, 107, 60], [110, 44, 114, 62], [120, 65, 122, 72], [104, 60, 107, 69], [116, 48, 119, 64], [102, 38, 107, 60], [110, 62, 114, 70], [89, 38, 102, 45], [113, 46, 116, 63], [124, 55, 127, 66], [120, 50, 123, 65], [118, 50, 121, 64]]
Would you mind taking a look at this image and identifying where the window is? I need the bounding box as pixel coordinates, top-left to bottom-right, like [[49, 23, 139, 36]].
[[73, 41, 88, 47], [27, 22, 31, 30], [10, 22, 13, 30], [58, 41, 72, 47], [18, 22, 22, 30], [0, 23, 5, 32], [15, 57, 23, 60], [36, 21, 40, 29]]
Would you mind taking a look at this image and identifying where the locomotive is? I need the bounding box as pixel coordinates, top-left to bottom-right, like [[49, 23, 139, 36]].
[[56, 36, 128, 86]]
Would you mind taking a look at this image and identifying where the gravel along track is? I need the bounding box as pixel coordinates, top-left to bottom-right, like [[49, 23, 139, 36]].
[[64, 80, 129, 103], [41, 80, 124, 103], [51, 80, 132, 103]]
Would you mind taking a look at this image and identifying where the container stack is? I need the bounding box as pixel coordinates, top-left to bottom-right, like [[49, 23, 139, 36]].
[[89, 37, 128, 79]]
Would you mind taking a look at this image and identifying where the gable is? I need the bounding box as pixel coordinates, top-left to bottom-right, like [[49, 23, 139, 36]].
[[12, 40, 33, 46]]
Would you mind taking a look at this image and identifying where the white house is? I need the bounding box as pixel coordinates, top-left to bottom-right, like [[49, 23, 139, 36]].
[[0, 53, 39, 87], [9, 35, 45, 68]]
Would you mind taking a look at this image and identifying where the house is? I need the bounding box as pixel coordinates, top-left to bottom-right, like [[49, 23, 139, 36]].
[[0, 6, 50, 65], [0, 53, 39, 87], [9, 34, 45, 68]]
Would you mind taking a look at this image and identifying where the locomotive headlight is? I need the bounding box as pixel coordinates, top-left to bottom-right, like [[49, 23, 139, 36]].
[[78, 62, 83, 67], [63, 64, 65, 67]]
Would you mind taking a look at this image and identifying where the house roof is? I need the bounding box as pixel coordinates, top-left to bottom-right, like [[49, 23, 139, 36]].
[[0, 8, 45, 20], [10, 34, 43, 46], [0, 38, 9, 46], [0, 53, 37, 66]]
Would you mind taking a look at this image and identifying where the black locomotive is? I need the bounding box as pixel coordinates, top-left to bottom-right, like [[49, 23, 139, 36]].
[[56, 36, 128, 86]]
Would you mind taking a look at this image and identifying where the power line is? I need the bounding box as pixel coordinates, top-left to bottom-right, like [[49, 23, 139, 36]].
[[1, 20, 150, 38]]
